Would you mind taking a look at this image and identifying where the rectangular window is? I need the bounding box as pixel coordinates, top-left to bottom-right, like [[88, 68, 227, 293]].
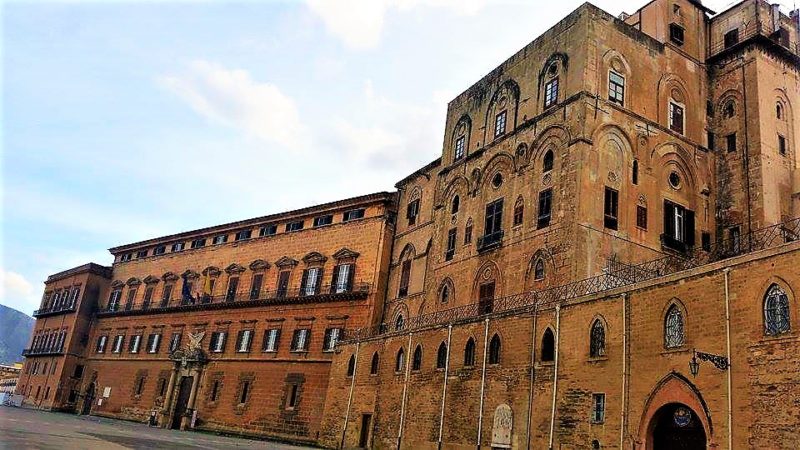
[[537, 189, 553, 229], [608, 71, 625, 106], [701, 231, 712, 252], [663, 200, 695, 251], [669, 102, 684, 135], [669, 23, 684, 46], [707, 131, 715, 151], [259, 224, 277, 236], [277, 271, 291, 298], [286, 221, 304, 232], [445, 228, 457, 261], [778, 134, 787, 156], [108, 289, 122, 311], [726, 133, 737, 152], [136, 250, 148, 259], [291, 329, 310, 352], [236, 329, 253, 353], [249, 273, 264, 300], [73, 364, 84, 379], [120, 253, 133, 262], [235, 229, 252, 241], [154, 245, 166, 255], [592, 393, 605, 423], [479, 281, 495, 315], [212, 234, 228, 245], [343, 208, 366, 222], [263, 329, 281, 352], [96, 335, 108, 353], [129, 335, 141, 353], [147, 333, 161, 353], [724, 29, 739, 48], [171, 242, 185, 252], [332, 264, 354, 293], [225, 277, 239, 302], [406, 199, 420, 226], [209, 380, 219, 401], [494, 110, 507, 137], [399, 260, 411, 297], [69, 287, 80, 307], [190, 239, 206, 249], [112, 335, 124, 353], [169, 332, 182, 352], [323, 328, 341, 352], [729, 226, 741, 253], [125, 288, 137, 310], [301, 268, 321, 296], [636, 205, 648, 230], [603, 187, 619, 230], [313, 215, 333, 227], [544, 78, 559, 108], [210, 331, 227, 353], [142, 286, 154, 309], [239, 381, 250, 404], [454, 135, 466, 161], [483, 199, 504, 238], [287, 384, 299, 409], [161, 284, 173, 307]]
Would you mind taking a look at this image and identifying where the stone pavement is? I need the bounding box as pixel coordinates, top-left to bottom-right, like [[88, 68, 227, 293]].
[[0, 406, 313, 450]]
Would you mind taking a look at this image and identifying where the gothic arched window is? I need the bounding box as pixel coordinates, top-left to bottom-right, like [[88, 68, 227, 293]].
[[451, 195, 460, 214], [412, 345, 422, 371], [589, 319, 606, 357], [543, 149, 554, 172], [436, 342, 447, 369], [488, 334, 501, 364], [534, 259, 545, 280], [395, 348, 405, 372], [664, 304, 685, 348], [346, 355, 355, 377], [541, 328, 555, 361], [395, 315, 405, 331], [776, 102, 783, 120], [632, 160, 639, 185], [764, 284, 791, 335], [513, 197, 524, 226], [464, 338, 476, 366], [723, 101, 735, 119], [440, 283, 451, 304], [370, 352, 379, 375]]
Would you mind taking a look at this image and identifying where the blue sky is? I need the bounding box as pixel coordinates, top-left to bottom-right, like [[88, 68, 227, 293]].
[[2, 0, 739, 314]]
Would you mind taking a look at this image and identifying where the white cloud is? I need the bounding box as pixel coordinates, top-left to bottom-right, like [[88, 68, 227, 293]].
[[306, 0, 486, 49], [0, 270, 38, 314], [157, 60, 308, 149]]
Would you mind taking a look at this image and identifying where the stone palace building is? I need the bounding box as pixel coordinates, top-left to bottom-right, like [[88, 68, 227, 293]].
[[17, 0, 800, 449]]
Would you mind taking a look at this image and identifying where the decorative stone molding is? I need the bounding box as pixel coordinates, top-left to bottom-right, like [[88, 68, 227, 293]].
[[111, 280, 125, 289], [143, 275, 160, 285], [162, 272, 179, 282], [333, 248, 360, 261], [202, 266, 221, 277], [249, 259, 270, 271], [126, 277, 142, 287], [181, 270, 200, 280], [275, 256, 299, 268], [225, 263, 246, 275], [302, 252, 328, 265]]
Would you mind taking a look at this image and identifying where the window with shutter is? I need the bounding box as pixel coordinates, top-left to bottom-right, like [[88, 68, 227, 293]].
[[537, 189, 553, 229], [169, 332, 181, 352], [226, 277, 239, 302], [332, 264, 353, 293], [669, 101, 684, 134], [445, 229, 457, 261], [249, 274, 263, 300], [479, 282, 495, 315], [277, 271, 291, 298], [263, 329, 280, 352], [237, 330, 252, 353], [604, 187, 619, 230]]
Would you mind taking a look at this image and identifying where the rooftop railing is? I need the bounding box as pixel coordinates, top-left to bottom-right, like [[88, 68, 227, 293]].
[[709, 20, 799, 59], [341, 217, 800, 344], [22, 346, 64, 357]]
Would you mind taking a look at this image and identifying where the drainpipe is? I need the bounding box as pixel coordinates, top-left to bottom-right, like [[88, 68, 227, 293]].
[[340, 341, 360, 449], [740, 60, 753, 244], [548, 305, 561, 450], [723, 269, 733, 449], [397, 332, 413, 450], [437, 325, 453, 450], [620, 294, 628, 450], [477, 318, 490, 450], [526, 305, 539, 450]]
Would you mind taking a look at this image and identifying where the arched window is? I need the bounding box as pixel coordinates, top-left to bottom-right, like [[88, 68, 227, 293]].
[[632, 160, 639, 185], [764, 284, 790, 335], [436, 342, 448, 369], [464, 218, 474, 245], [541, 328, 555, 362], [534, 259, 545, 280], [664, 304, 685, 348], [723, 101, 735, 119], [543, 149, 554, 172], [776, 102, 784, 119], [589, 319, 605, 357], [464, 338, 476, 366], [513, 197, 524, 226], [395, 348, 405, 372], [451, 195, 460, 214], [395, 315, 405, 331], [370, 352, 379, 375], [440, 283, 450, 303], [488, 334, 501, 364], [412, 345, 422, 371], [346, 355, 355, 377]]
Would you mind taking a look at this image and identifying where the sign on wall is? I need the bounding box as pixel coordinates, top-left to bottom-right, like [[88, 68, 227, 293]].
[[491, 403, 513, 448]]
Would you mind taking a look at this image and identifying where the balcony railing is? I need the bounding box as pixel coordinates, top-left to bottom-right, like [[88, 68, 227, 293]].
[[22, 346, 64, 357], [341, 217, 800, 344], [33, 303, 77, 318], [709, 19, 799, 59], [97, 282, 371, 317], [477, 230, 504, 253]]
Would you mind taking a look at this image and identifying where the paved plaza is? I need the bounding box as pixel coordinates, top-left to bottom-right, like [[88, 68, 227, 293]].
[[0, 406, 312, 450]]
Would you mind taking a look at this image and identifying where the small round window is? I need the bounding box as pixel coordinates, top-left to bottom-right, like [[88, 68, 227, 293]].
[[668, 172, 681, 189], [492, 173, 503, 188]]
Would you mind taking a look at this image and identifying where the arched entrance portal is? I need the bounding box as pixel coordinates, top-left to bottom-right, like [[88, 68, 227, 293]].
[[649, 403, 706, 450]]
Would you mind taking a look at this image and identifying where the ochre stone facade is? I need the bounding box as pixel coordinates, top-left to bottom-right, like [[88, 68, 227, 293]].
[[18, 0, 800, 448]]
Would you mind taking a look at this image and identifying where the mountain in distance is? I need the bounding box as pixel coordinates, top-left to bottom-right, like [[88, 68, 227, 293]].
[[0, 304, 34, 365]]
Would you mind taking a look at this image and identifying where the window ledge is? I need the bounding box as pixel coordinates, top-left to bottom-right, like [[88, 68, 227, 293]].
[[538, 361, 555, 367], [587, 356, 608, 363], [661, 346, 691, 355]]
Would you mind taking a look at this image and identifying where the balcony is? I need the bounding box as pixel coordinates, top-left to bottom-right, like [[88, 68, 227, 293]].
[[32, 303, 77, 318], [97, 282, 372, 317], [477, 230, 504, 253], [22, 346, 64, 357], [709, 18, 799, 62]]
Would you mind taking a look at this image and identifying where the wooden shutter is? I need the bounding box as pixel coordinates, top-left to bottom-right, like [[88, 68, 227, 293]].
[[330, 265, 341, 293], [685, 209, 696, 247], [236, 330, 244, 351], [346, 264, 355, 292], [208, 332, 217, 351], [315, 269, 323, 294], [664, 201, 676, 238], [300, 270, 309, 296]]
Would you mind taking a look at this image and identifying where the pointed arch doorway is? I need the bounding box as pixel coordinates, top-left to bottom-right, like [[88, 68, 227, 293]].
[[648, 403, 706, 450]]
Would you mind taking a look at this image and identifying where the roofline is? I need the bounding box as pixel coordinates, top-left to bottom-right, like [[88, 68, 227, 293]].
[[395, 158, 442, 189], [108, 191, 396, 253], [47, 263, 113, 284]]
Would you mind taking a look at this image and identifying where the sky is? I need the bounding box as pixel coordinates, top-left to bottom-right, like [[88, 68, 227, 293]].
[[1, 0, 752, 314]]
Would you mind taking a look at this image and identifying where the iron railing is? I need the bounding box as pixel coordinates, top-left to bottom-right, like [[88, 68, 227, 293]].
[[97, 282, 371, 316], [33, 303, 77, 317], [341, 217, 800, 344], [477, 230, 504, 253], [22, 346, 64, 357], [709, 19, 799, 59]]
